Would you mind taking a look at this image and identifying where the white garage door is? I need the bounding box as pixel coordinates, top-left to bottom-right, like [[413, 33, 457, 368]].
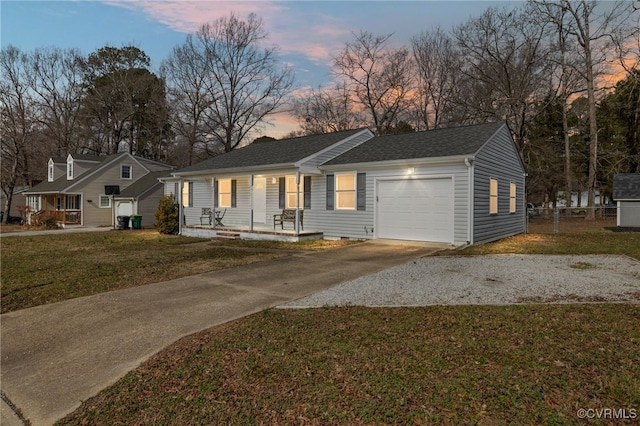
[[376, 178, 453, 243], [116, 201, 133, 216]]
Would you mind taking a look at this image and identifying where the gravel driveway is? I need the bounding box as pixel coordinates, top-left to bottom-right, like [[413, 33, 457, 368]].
[[280, 254, 640, 307]]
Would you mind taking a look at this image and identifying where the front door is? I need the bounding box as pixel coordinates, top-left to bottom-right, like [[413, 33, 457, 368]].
[[253, 177, 267, 224]]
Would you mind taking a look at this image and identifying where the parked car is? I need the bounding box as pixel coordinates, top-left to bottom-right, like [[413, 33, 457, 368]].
[[527, 203, 539, 218]]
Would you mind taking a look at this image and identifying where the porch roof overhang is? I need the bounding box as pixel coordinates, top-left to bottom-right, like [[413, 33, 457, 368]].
[[319, 154, 475, 172], [170, 163, 322, 179]]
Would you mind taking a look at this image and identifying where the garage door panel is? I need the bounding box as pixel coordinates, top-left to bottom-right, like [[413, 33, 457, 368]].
[[376, 178, 453, 243]]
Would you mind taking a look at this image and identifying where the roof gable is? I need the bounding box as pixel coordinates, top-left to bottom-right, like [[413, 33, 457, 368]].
[[613, 174, 640, 200], [26, 153, 174, 194], [173, 128, 370, 175], [323, 122, 506, 166]]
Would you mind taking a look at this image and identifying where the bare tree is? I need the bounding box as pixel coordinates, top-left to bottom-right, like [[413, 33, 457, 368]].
[[291, 83, 366, 135], [192, 13, 294, 152], [453, 5, 552, 153], [26, 47, 84, 156], [1, 46, 36, 222], [160, 34, 216, 165], [536, 0, 636, 219], [333, 31, 415, 135], [411, 27, 464, 130]]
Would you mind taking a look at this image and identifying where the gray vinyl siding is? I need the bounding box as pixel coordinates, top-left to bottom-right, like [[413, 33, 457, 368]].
[[182, 180, 213, 225], [79, 156, 152, 226], [315, 163, 470, 243], [135, 185, 164, 228], [299, 130, 374, 170], [473, 127, 526, 244]]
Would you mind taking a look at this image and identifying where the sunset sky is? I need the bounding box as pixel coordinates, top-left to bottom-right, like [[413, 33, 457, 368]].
[[4, 0, 631, 138]]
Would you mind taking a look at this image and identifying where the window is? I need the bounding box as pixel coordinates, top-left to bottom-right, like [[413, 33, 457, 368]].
[[182, 181, 193, 207], [218, 179, 232, 208], [48, 162, 54, 182], [489, 178, 498, 214], [67, 160, 73, 180], [509, 183, 516, 213], [99, 195, 111, 208], [66, 195, 81, 210], [336, 173, 356, 210], [27, 195, 40, 211], [121, 164, 132, 180], [286, 176, 302, 208]]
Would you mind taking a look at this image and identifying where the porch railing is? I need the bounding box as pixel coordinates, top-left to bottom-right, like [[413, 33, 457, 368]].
[[35, 210, 82, 225]]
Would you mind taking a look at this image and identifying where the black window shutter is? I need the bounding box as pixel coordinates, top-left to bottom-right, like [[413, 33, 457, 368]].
[[326, 174, 334, 210], [174, 182, 179, 204], [231, 179, 237, 208], [303, 176, 311, 209], [357, 173, 366, 211], [188, 182, 193, 207], [279, 177, 285, 209], [214, 180, 219, 208]]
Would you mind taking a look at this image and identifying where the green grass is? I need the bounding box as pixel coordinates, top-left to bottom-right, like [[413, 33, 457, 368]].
[[58, 305, 640, 425], [0, 232, 250, 313], [457, 231, 640, 260], [6, 227, 640, 424], [0, 231, 356, 313]]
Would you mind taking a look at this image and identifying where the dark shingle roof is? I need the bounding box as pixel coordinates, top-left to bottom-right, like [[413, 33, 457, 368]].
[[613, 174, 640, 200], [174, 128, 368, 174], [324, 122, 505, 165], [119, 171, 169, 197], [28, 154, 118, 193]]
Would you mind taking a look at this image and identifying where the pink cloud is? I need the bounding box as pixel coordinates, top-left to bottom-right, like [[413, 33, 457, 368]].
[[103, 1, 347, 63]]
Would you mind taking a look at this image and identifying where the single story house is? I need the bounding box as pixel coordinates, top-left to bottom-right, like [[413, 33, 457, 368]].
[[163, 122, 526, 245], [612, 174, 640, 227], [24, 153, 175, 228]]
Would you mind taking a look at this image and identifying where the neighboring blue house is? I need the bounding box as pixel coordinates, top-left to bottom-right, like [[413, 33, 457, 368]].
[[162, 122, 526, 245]]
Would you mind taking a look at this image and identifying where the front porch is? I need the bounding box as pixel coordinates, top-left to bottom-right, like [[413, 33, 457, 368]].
[[182, 224, 323, 242], [30, 209, 81, 226]]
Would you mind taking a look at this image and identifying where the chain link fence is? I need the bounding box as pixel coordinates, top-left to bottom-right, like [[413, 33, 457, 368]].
[[526, 206, 622, 234]]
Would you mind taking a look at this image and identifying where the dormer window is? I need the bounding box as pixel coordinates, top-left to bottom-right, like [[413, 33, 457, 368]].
[[67, 159, 74, 180], [121, 164, 132, 180], [48, 160, 54, 182]]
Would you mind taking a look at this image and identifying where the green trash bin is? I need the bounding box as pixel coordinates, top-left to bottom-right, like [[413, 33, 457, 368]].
[[130, 215, 142, 229]]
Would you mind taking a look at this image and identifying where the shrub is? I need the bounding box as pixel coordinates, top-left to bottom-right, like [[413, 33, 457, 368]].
[[155, 195, 179, 234]]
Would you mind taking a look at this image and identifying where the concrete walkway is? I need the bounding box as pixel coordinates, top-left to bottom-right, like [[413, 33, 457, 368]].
[[0, 240, 445, 425]]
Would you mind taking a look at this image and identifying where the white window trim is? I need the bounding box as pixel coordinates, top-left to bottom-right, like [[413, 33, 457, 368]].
[[99, 195, 112, 208], [335, 172, 356, 210], [121, 164, 132, 180], [509, 182, 516, 213], [48, 162, 54, 182], [489, 178, 498, 214], [218, 179, 232, 208]]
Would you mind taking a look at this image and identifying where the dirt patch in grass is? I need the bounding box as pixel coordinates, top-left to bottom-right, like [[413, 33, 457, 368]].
[[58, 305, 640, 425]]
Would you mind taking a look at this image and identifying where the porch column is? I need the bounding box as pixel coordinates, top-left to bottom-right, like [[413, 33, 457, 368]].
[[295, 171, 301, 236], [178, 179, 184, 235], [249, 174, 254, 232], [63, 194, 67, 226]]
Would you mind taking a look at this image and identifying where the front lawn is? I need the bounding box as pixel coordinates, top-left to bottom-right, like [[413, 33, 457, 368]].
[[0, 230, 352, 313], [59, 305, 640, 425], [459, 227, 640, 260]]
